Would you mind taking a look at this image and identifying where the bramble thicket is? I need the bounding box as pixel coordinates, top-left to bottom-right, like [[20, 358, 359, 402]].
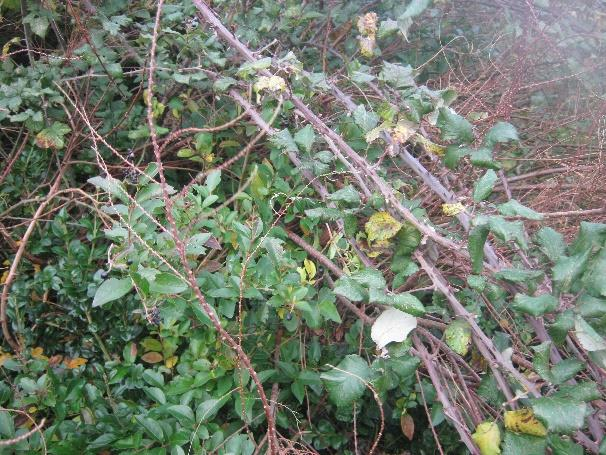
[[0, 1, 605, 454]]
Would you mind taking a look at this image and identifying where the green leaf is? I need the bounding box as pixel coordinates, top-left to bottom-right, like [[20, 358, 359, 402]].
[[498, 200, 543, 220], [142, 369, 164, 387], [391, 293, 426, 316], [321, 354, 374, 407], [350, 268, 386, 290], [237, 57, 272, 77], [494, 268, 543, 284], [574, 316, 606, 352], [294, 125, 316, 152], [93, 278, 132, 307], [473, 170, 498, 202], [582, 248, 606, 297], [445, 320, 472, 356], [213, 77, 238, 92], [271, 129, 299, 152], [554, 381, 601, 402], [548, 435, 583, 455], [483, 122, 519, 148], [144, 386, 166, 404], [511, 294, 557, 316], [531, 397, 586, 433], [443, 145, 470, 169], [135, 415, 164, 441], [333, 277, 366, 302], [377, 19, 399, 39], [35, 122, 71, 149], [437, 108, 474, 144], [88, 175, 129, 203], [149, 273, 188, 294], [205, 170, 221, 193], [379, 62, 415, 88], [502, 432, 546, 455], [533, 342, 584, 384], [487, 216, 528, 250], [470, 148, 500, 170], [468, 223, 490, 273], [327, 185, 360, 205], [196, 396, 230, 423], [318, 298, 341, 323], [353, 105, 379, 132], [552, 250, 591, 293], [569, 222, 606, 256], [548, 309, 575, 345], [535, 227, 566, 262], [304, 207, 343, 220], [167, 404, 195, 426]]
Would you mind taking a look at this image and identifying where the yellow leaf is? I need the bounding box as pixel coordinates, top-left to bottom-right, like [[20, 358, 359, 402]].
[[365, 211, 403, 246], [413, 134, 446, 156], [392, 120, 416, 144], [31, 347, 48, 361], [504, 409, 548, 437], [0, 270, 8, 285], [472, 421, 501, 455], [0, 352, 12, 367], [64, 357, 87, 369], [357, 12, 378, 37], [2, 37, 20, 57], [27, 406, 37, 414], [165, 355, 178, 369], [141, 352, 163, 364], [304, 259, 316, 279], [442, 202, 465, 217]]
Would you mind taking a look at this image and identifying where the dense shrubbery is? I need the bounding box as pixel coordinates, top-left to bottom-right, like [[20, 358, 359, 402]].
[[0, 1, 605, 454]]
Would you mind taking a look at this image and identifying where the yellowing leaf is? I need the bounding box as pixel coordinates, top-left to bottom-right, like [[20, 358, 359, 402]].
[[31, 347, 48, 361], [0, 352, 12, 367], [0, 270, 8, 285], [472, 421, 501, 455], [413, 133, 446, 156], [64, 357, 87, 369], [504, 409, 548, 437], [2, 37, 20, 57], [357, 12, 378, 36], [442, 202, 465, 217], [365, 211, 403, 246], [253, 75, 287, 99], [304, 259, 316, 279], [392, 120, 415, 144], [141, 352, 163, 364], [165, 355, 178, 369]]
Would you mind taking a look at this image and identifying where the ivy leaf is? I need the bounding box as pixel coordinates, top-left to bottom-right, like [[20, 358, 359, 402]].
[[471, 421, 501, 455], [321, 354, 374, 407], [371, 308, 417, 349], [93, 278, 132, 307], [531, 397, 587, 433], [483, 122, 519, 148], [437, 108, 474, 144], [36, 122, 71, 149], [511, 293, 557, 316], [353, 105, 379, 132], [498, 200, 543, 220], [327, 185, 360, 205], [445, 320, 472, 356], [294, 125, 316, 152], [473, 170, 498, 202]]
